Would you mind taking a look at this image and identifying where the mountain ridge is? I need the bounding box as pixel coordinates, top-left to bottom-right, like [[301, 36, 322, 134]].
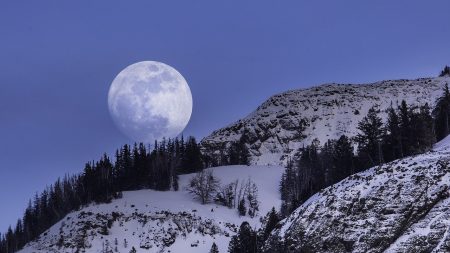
[[10, 74, 450, 253], [202, 76, 450, 166]]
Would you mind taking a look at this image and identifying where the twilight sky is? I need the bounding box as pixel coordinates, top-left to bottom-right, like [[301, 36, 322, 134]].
[[1, 1, 450, 231]]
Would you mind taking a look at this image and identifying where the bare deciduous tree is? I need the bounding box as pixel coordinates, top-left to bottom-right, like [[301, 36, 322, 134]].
[[215, 180, 238, 208], [187, 169, 220, 204]]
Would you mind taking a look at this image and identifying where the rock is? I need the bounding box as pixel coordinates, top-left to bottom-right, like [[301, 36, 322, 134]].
[[201, 77, 449, 165]]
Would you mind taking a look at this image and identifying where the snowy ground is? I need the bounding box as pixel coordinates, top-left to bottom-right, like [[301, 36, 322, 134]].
[[19, 165, 284, 253]]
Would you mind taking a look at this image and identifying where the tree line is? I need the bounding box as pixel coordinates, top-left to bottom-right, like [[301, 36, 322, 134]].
[[280, 83, 450, 216], [203, 135, 252, 168], [0, 136, 206, 253]]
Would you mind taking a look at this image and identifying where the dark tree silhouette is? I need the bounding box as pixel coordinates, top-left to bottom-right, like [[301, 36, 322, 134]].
[[433, 83, 450, 141], [355, 106, 385, 167], [210, 242, 219, 253], [228, 222, 257, 253], [439, 65, 450, 77]]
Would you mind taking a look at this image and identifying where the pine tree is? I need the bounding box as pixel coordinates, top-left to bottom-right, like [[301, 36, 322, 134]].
[[398, 100, 413, 156], [411, 103, 435, 153], [279, 159, 297, 217], [333, 135, 354, 180], [181, 137, 203, 173], [383, 105, 403, 161], [280, 142, 325, 217], [439, 65, 450, 77], [262, 207, 280, 241], [433, 83, 450, 141], [172, 173, 179, 191], [210, 242, 219, 253], [238, 133, 251, 165], [356, 106, 385, 167], [239, 222, 257, 253], [228, 235, 240, 253], [320, 139, 335, 186], [319, 135, 354, 187], [228, 222, 257, 253], [238, 198, 246, 216], [228, 142, 241, 165], [227, 135, 251, 165], [297, 143, 322, 206]]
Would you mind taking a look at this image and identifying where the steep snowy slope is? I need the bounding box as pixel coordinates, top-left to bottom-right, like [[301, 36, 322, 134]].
[[264, 136, 450, 253], [202, 77, 450, 165], [18, 165, 284, 253]]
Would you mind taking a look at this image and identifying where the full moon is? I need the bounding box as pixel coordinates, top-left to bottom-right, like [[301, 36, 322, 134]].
[[108, 61, 193, 143]]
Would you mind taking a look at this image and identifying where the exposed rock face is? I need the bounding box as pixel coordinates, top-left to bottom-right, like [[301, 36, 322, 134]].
[[201, 77, 450, 165], [24, 210, 228, 252], [263, 137, 450, 253]]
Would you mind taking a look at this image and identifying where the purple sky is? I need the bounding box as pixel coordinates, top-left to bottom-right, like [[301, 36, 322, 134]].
[[1, 1, 450, 232]]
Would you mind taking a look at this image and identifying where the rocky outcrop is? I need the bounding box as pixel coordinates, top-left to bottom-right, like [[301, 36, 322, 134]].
[[201, 77, 449, 165], [23, 210, 228, 252]]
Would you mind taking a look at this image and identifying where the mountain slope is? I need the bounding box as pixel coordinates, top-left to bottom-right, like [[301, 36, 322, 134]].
[[202, 77, 450, 165], [264, 136, 450, 253], [18, 165, 284, 253]]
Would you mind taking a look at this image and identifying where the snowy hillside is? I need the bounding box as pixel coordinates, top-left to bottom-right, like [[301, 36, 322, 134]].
[[264, 136, 450, 253], [18, 165, 283, 253], [202, 77, 450, 165]]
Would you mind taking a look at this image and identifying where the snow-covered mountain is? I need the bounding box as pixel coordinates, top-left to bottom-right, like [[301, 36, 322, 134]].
[[18, 165, 283, 253], [264, 136, 450, 253], [17, 75, 450, 253], [201, 77, 450, 165]]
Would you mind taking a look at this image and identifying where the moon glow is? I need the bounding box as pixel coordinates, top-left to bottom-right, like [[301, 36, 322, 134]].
[[108, 61, 193, 143]]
